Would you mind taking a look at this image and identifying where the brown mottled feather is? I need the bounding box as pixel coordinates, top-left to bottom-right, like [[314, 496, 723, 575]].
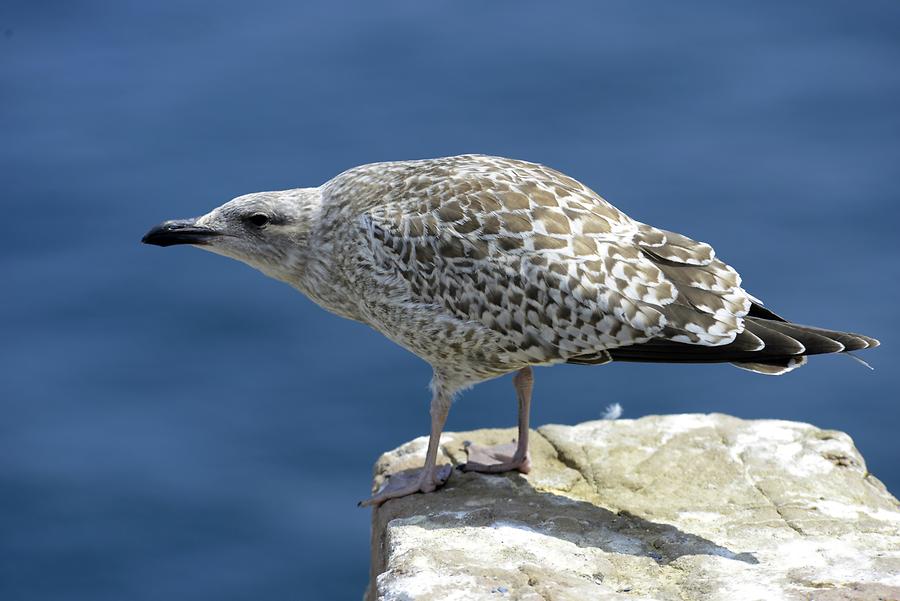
[[320, 155, 878, 380]]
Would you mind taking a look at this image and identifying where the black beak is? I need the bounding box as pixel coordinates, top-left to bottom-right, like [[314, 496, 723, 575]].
[[141, 219, 221, 247]]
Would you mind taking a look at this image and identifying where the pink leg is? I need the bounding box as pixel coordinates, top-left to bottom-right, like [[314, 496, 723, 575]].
[[359, 377, 453, 507], [462, 366, 533, 474]]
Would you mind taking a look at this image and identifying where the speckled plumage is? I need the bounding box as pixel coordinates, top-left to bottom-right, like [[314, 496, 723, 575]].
[[294, 154, 874, 389], [144, 153, 880, 505]]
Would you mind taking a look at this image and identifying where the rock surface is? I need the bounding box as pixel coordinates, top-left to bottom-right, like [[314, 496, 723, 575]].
[[365, 414, 900, 601]]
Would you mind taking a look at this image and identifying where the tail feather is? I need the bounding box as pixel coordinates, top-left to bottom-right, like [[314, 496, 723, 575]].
[[585, 312, 878, 374], [733, 356, 808, 375]]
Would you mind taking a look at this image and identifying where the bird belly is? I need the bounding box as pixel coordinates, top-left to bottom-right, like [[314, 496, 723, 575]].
[[361, 300, 532, 387]]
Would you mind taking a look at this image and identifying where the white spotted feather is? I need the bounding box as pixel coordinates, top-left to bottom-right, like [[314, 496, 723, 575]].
[[323, 155, 753, 380]]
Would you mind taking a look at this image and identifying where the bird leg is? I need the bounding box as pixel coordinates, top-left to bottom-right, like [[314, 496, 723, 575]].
[[462, 366, 533, 474], [359, 381, 453, 507]]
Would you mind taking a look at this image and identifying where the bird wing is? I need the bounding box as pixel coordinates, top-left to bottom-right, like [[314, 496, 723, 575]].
[[351, 155, 751, 365]]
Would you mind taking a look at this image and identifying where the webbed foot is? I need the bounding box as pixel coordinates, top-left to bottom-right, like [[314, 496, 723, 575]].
[[358, 464, 452, 507], [461, 441, 531, 474]]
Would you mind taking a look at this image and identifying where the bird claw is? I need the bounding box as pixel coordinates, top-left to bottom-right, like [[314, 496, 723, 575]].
[[358, 464, 452, 507]]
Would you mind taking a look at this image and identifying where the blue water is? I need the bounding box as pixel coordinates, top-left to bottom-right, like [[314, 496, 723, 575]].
[[2, 2, 898, 599]]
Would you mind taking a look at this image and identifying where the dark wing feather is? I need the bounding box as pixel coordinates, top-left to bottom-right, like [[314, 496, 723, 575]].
[[595, 316, 877, 364]]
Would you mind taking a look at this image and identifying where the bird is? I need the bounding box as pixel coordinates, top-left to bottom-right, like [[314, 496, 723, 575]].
[[142, 154, 879, 506]]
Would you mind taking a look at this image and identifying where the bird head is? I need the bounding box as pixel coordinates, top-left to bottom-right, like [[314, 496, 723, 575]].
[[141, 188, 321, 282]]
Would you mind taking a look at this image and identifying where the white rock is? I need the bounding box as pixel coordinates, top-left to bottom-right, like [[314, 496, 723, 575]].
[[365, 414, 900, 601]]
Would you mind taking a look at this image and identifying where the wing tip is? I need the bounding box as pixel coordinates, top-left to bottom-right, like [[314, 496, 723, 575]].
[[860, 335, 880, 349]]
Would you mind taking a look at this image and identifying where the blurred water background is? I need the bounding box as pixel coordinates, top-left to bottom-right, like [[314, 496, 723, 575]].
[[2, 2, 898, 599]]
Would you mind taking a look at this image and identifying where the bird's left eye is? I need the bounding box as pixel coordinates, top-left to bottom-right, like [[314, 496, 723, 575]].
[[247, 213, 270, 227]]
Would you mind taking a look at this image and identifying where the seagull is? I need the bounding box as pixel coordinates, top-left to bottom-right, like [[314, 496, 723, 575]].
[[142, 155, 879, 506]]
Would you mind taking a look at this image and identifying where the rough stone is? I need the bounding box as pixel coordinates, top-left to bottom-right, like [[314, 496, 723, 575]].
[[365, 414, 900, 601]]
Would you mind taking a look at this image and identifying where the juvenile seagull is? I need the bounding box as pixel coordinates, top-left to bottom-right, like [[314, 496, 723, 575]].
[[142, 155, 879, 506]]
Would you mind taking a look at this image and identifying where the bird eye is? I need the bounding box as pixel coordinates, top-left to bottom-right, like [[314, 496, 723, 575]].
[[247, 213, 269, 227]]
